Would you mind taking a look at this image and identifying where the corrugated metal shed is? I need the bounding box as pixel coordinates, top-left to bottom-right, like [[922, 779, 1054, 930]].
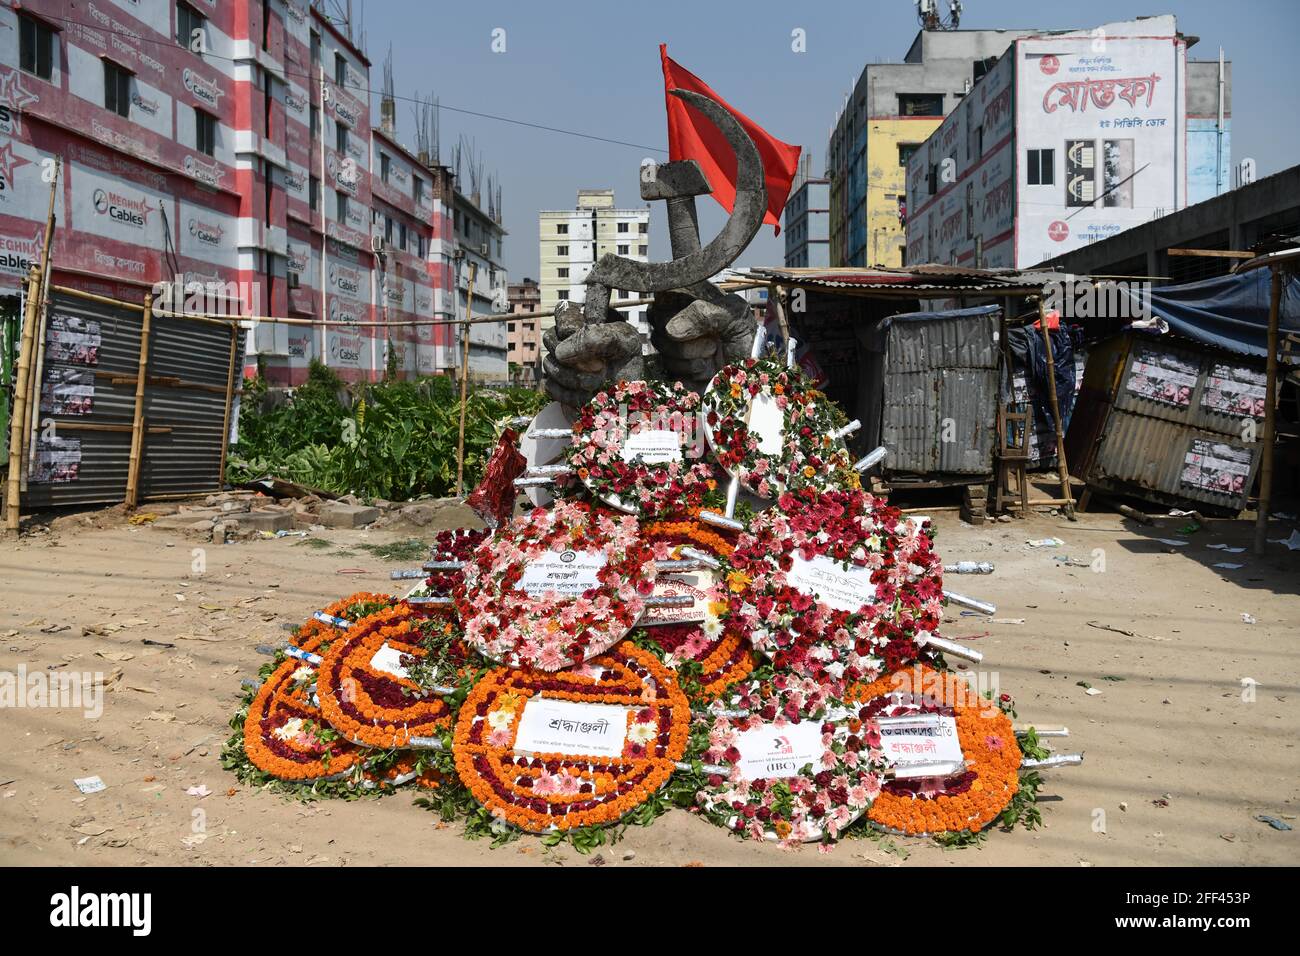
[[746, 265, 1066, 294], [864, 305, 1000, 477]]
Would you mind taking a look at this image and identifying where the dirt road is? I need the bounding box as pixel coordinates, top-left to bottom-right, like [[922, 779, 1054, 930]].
[[2, 505, 1296, 867]]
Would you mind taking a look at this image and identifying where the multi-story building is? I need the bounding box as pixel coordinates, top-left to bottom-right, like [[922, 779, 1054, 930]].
[[0, 0, 499, 386], [453, 188, 508, 384], [903, 16, 1230, 270], [826, 26, 1040, 268], [538, 188, 649, 339], [783, 154, 830, 267], [369, 124, 459, 378], [507, 277, 542, 386]]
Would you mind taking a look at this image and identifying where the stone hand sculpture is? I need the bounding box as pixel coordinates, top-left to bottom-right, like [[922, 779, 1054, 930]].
[[542, 88, 768, 408]]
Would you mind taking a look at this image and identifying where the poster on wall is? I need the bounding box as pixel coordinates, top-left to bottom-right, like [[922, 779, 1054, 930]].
[[1180, 439, 1252, 497], [46, 315, 102, 366], [32, 436, 81, 483], [1201, 363, 1266, 419], [40, 366, 95, 416], [1126, 346, 1197, 407]]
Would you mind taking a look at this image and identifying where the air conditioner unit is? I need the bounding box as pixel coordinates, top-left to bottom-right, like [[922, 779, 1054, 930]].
[[479, 242, 489, 256], [370, 235, 385, 254]]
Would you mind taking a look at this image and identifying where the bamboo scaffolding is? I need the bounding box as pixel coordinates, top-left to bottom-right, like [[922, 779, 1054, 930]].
[[4, 268, 41, 533], [124, 293, 154, 509]]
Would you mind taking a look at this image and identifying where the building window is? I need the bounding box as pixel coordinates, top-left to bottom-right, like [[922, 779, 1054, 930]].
[[638, 245, 647, 256], [336, 191, 348, 222], [1027, 148, 1054, 185], [20, 15, 55, 81], [898, 143, 919, 167], [898, 93, 944, 117], [508, 322, 516, 333], [556, 223, 568, 234], [413, 178, 424, 203], [195, 108, 216, 155], [638, 222, 647, 234], [334, 52, 347, 86], [926, 163, 938, 196], [399, 222, 407, 249], [310, 30, 320, 64], [556, 245, 568, 256], [380, 153, 390, 183], [617, 244, 629, 255], [617, 222, 629, 233], [103, 61, 131, 118], [384, 216, 393, 243], [335, 123, 348, 155], [309, 175, 320, 211], [176, 2, 206, 51], [557, 267, 569, 278], [557, 289, 569, 301], [417, 235, 427, 258]]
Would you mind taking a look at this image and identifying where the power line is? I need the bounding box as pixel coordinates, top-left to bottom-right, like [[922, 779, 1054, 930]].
[[38, 11, 668, 154]]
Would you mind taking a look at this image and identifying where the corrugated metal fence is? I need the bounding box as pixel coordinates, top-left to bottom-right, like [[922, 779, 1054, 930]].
[[17, 285, 241, 512]]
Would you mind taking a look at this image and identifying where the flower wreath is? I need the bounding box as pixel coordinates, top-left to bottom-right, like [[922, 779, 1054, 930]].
[[848, 664, 1020, 836], [703, 354, 855, 499], [634, 515, 755, 702], [317, 604, 471, 749], [455, 500, 658, 671], [563, 379, 717, 518], [695, 672, 886, 847], [720, 487, 944, 684], [244, 634, 361, 782], [363, 753, 443, 791], [452, 643, 690, 832]]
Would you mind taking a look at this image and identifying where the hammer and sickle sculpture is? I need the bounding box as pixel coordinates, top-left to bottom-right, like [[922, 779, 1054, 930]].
[[542, 88, 769, 409]]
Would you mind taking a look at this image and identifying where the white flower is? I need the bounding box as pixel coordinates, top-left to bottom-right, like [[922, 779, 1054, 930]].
[[273, 718, 305, 741], [627, 721, 657, 745], [701, 614, 723, 639], [486, 708, 514, 731]]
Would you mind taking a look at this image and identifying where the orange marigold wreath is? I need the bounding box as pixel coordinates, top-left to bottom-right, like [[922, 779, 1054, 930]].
[[291, 591, 396, 646], [452, 643, 690, 832], [317, 603, 471, 749], [848, 664, 1020, 836], [244, 634, 361, 782]]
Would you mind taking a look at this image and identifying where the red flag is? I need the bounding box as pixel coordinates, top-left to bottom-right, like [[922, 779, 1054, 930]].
[[660, 44, 801, 236]]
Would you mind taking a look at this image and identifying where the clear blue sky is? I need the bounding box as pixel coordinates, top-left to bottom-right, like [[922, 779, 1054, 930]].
[[364, 0, 1299, 279]]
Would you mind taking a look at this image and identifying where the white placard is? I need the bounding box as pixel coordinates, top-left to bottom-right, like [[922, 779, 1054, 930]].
[[733, 721, 825, 780], [878, 714, 964, 778], [787, 554, 876, 614], [747, 393, 785, 456], [369, 642, 409, 679], [513, 698, 630, 757], [642, 569, 713, 626], [517, 549, 608, 597], [620, 429, 683, 465]]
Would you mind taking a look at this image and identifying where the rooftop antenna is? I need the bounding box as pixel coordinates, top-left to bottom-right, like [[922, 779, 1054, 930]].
[[917, 0, 962, 30]]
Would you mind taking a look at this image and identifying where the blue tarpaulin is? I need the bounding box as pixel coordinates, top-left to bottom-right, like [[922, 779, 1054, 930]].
[[1122, 267, 1300, 359]]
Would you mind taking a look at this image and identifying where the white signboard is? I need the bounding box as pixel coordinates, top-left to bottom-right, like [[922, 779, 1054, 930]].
[[517, 549, 608, 597], [733, 721, 825, 780], [513, 698, 629, 757], [878, 714, 964, 778], [747, 393, 785, 456], [620, 429, 683, 465], [369, 643, 409, 679], [642, 569, 713, 626], [787, 554, 876, 614]]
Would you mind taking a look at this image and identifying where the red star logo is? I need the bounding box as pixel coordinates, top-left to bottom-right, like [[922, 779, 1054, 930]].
[[0, 140, 31, 190], [0, 69, 39, 133]]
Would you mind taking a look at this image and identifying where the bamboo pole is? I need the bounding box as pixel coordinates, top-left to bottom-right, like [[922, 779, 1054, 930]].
[[125, 292, 154, 509], [1037, 300, 1076, 520], [19, 162, 60, 492], [4, 267, 42, 533], [1253, 267, 1282, 556], [217, 322, 239, 493], [455, 262, 476, 497]]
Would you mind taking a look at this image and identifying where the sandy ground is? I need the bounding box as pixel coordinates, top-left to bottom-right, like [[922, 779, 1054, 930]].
[[1, 502, 1296, 868]]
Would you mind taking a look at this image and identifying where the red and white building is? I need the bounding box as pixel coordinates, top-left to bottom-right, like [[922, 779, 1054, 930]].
[[0, 0, 487, 385], [904, 16, 1209, 270]]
